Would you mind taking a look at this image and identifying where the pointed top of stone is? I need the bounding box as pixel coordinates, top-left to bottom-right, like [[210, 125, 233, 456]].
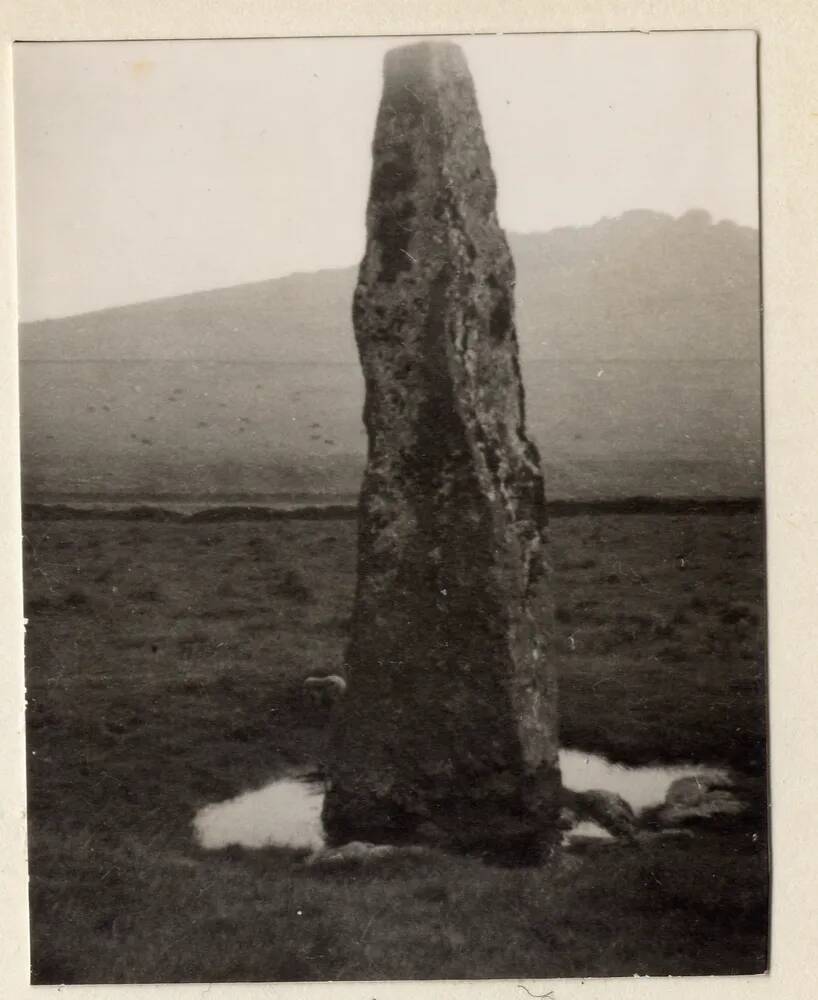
[[379, 40, 479, 124], [383, 39, 470, 78]]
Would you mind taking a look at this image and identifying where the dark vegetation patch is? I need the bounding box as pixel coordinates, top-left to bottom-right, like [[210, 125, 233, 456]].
[[273, 569, 313, 603], [22, 510, 767, 982], [21, 495, 762, 524]]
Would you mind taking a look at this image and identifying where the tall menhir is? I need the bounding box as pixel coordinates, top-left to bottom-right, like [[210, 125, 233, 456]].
[[322, 40, 560, 861]]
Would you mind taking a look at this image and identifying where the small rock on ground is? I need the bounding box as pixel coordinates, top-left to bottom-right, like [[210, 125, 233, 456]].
[[562, 788, 638, 839], [305, 841, 430, 868], [655, 771, 746, 827]]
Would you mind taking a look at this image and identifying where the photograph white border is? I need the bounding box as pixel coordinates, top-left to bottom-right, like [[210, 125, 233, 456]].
[[2, 2, 816, 998]]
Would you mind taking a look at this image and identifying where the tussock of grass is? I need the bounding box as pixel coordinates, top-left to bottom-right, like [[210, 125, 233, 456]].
[[274, 569, 313, 602], [62, 588, 91, 608]]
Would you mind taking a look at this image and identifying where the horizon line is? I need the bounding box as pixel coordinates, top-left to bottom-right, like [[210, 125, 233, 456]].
[[18, 207, 758, 326]]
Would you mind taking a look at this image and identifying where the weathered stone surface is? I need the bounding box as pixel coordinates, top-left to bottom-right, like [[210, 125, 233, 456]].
[[562, 788, 638, 840], [655, 772, 746, 827], [321, 40, 559, 862]]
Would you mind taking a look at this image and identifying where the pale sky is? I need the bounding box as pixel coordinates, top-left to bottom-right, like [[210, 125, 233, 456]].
[[14, 32, 758, 322]]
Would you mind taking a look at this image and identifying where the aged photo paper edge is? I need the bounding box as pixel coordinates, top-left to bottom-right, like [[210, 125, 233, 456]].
[[1, 1, 815, 997]]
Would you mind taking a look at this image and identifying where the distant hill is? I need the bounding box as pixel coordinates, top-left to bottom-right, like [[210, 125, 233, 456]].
[[18, 211, 763, 502], [512, 209, 760, 362], [20, 209, 759, 365]]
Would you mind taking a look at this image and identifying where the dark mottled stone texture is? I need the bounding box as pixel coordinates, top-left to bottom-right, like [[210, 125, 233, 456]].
[[322, 41, 560, 863]]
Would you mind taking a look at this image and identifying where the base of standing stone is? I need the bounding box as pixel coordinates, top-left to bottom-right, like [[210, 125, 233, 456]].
[[323, 764, 563, 865]]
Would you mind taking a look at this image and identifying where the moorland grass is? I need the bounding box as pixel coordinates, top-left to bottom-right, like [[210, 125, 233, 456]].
[[23, 509, 768, 983]]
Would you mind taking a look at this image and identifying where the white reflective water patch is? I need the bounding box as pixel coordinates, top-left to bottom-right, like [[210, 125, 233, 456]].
[[193, 777, 326, 852], [558, 749, 727, 814]]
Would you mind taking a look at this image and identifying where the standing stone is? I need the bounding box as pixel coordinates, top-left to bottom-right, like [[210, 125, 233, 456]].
[[322, 40, 560, 862]]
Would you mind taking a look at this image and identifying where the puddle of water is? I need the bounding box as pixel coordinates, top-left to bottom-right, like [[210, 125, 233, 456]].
[[558, 750, 726, 814], [193, 753, 726, 852], [193, 776, 325, 852]]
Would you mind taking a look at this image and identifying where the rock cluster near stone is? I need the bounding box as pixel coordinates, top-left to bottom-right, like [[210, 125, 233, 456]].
[[654, 771, 747, 827], [321, 40, 560, 863], [561, 767, 749, 847]]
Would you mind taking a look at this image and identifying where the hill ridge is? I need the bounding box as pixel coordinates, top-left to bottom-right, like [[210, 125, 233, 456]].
[[19, 210, 760, 365]]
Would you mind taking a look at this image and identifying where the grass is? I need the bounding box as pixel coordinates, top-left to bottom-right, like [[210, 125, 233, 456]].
[[548, 511, 767, 772], [22, 508, 768, 983]]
